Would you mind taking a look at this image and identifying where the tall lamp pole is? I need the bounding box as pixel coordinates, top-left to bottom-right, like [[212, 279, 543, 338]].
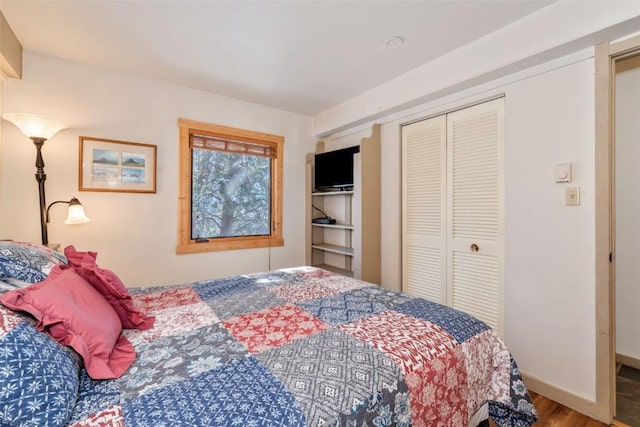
[[32, 137, 48, 244], [2, 113, 67, 245]]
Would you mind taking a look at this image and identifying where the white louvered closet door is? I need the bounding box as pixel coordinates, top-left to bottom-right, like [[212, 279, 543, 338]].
[[402, 98, 504, 337], [447, 98, 504, 336], [401, 115, 447, 303]]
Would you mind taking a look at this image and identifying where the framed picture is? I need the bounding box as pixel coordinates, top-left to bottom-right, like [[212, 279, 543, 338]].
[[79, 136, 157, 193]]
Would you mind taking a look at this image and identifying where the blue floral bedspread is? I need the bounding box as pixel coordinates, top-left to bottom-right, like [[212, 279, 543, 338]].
[[69, 267, 537, 426]]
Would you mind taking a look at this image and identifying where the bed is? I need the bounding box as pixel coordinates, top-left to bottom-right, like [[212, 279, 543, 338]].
[[0, 241, 537, 426]]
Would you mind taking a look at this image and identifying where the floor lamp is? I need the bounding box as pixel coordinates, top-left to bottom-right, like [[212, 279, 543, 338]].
[[2, 113, 90, 245]]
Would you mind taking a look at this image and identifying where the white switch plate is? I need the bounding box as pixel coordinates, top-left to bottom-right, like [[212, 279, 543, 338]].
[[565, 187, 580, 206], [556, 163, 572, 183]]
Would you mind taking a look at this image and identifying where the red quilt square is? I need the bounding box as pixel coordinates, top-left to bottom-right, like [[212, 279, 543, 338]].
[[461, 329, 511, 414], [0, 305, 21, 338], [294, 267, 337, 280], [132, 286, 201, 313], [267, 282, 343, 303], [223, 304, 329, 353], [337, 310, 457, 375], [405, 346, 468, 426], [124, 302, 219, 346], [70, 404, 123, 426], [312, 274, 372, 293]]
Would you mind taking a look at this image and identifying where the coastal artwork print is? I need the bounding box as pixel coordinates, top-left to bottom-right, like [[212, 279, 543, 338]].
[[79, 137, 156, 193]]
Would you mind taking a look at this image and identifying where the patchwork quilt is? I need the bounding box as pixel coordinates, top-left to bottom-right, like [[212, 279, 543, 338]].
[[68, 267, 536, 426]]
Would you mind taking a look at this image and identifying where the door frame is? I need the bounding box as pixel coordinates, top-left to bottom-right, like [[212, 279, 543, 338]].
[[594, 35, 640, 423]]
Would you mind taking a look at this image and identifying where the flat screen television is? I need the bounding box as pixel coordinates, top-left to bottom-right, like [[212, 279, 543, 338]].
[[314, 145, 360, 191]]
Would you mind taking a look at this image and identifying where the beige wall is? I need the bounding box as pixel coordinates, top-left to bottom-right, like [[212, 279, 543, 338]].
[[0, 9, 22, 78], [0, 73, 4, 234], [1, 51, 315, 286]]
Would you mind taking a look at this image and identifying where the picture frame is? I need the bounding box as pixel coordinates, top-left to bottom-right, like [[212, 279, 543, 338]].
[[79, 136, 157, 193]]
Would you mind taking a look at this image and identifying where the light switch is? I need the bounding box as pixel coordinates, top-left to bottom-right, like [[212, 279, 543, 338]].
[[565, 187, 580, 206], [555, 163, 572, 183]]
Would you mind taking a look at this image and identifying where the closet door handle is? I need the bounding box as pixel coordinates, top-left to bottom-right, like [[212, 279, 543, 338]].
[[470, 243, 479, 253]]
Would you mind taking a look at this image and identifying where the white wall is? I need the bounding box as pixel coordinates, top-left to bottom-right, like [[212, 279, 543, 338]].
[[324, 56, 597, 401], [503, 58, 595, 400], [615, 63, 640, 365], [1, 51, 315, 286]]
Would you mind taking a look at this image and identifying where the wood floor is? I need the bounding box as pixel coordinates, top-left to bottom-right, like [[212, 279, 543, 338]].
[[489, 391, 609, 427]]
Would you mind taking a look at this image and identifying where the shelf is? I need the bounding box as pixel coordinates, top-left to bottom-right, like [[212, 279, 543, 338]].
[[312, 191, 354, 196], [312, 223, 354, 230], [313, 264, 354, 277], [311, 243, 354, 256], [305, 124, 380, 283]]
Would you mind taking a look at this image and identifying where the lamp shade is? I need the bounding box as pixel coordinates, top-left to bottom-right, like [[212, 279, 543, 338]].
[[64, 197, 90, 224], [2, 113, 67, 140]]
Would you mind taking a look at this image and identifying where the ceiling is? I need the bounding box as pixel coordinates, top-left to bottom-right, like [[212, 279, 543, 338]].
[[0, 1, 554, 116]]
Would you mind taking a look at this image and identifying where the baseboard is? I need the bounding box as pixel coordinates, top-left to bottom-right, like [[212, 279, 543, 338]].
[[520, 372, 607, 423], [616, 352, 640, 370]]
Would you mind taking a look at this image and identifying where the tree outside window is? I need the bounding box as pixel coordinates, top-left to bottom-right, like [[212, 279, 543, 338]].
[[177, 119, 283, 254]]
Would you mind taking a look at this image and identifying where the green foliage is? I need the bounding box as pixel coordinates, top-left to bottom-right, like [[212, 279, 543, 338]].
[[191, 148, 271, 239]]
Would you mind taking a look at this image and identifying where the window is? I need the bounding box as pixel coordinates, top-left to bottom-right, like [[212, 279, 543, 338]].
[[177, 118, 284, 254]]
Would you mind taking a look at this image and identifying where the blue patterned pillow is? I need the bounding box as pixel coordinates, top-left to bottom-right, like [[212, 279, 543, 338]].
[[0, 241, 67, 284], [0, 308, 80, 427]]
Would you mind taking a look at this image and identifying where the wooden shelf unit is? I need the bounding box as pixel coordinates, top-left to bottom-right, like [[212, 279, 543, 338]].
[[305, 124, 381, 284]]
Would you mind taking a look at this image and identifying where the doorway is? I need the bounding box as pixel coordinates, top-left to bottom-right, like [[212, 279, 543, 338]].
[[612, 53, 640, 426], [595, 36, 640, 425]]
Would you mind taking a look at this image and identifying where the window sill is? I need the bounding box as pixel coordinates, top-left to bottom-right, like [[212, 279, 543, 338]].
[[176, 236, 284, 254]]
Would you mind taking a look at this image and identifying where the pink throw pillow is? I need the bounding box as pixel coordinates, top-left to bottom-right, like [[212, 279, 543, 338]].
[[64, 245, 154, 330], [0, 266, 135, 379]]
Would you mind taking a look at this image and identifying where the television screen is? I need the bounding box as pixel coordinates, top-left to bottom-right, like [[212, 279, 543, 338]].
[[314, 145, 360, 191]]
